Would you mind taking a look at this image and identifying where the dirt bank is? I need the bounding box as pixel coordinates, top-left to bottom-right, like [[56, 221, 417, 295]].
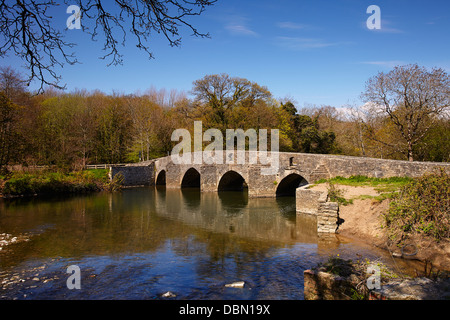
[[309, 184, 450, 271]]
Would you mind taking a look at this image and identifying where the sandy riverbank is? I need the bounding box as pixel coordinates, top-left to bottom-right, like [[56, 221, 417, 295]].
[[309, 184, 450, 271]]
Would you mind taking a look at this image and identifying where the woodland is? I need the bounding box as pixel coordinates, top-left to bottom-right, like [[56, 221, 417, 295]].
[[0, 65, 449, 173]]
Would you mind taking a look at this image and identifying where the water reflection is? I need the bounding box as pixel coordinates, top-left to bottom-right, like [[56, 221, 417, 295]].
[[0, 187, 393, 300]]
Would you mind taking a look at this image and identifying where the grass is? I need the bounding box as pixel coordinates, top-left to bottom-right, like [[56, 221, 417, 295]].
[[316, 175, 412, 192], [314, 175, 413, 205]]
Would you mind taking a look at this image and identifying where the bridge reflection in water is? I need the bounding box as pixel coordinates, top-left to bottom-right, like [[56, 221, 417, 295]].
[[154, 187, 344, 251]]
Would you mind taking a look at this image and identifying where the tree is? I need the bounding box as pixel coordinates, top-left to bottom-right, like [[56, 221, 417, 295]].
[[0, 67, 27, 102], [0, 0, 217, 93], [414, 119, 450, 162], [191, 74, 272, 131], [95, 96, 132, 164], [0, 92, 21, 173], [0, 67, 29, 172], [277, 101, 339, 154], [125, 95, 166, 161], [362, 64, 450, 162], [296, 116, 338, 154]]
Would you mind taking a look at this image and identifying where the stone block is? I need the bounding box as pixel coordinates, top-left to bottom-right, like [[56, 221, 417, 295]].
[[304, 269, 356, 300], [296, 186, 327, 216]]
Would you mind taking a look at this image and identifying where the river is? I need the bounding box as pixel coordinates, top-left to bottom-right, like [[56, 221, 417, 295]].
[[0, 187, 408, 300]]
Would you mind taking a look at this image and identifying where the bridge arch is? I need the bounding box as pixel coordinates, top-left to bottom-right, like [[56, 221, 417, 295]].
[[181, 168, 201, 188], [276, 173, 308, 197], [218, 171, 248, 192], [156, 170, 166, 186]]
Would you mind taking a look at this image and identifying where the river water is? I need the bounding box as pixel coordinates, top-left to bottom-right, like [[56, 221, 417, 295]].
[[0, 187, 409, 300]]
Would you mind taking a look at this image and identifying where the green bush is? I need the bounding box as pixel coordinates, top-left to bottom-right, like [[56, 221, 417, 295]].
[[383, 169, 450, 243], [0, 170, 111, 196], [3, 175, 35, 195]]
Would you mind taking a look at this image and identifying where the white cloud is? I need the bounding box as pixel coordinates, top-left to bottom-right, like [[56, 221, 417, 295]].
[[276, 37, 348, 50], [225, 24, 259, 37], [223, 15, 259, 37], [277, 22, 309, 30], [371, 19, 405, 34]]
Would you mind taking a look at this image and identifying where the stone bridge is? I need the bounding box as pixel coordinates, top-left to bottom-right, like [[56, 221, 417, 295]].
[[111, 151, 449, 198]]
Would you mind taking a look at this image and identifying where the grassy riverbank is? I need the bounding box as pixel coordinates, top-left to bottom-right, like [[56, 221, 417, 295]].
[[311, 170, 450, 271], [317, 171, 449, 243], [0, 169, 122, 197]]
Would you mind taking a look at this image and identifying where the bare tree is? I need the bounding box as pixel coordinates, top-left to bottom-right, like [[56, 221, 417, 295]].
[[0, 0, 217, 93], [362, 64, 450, 162]]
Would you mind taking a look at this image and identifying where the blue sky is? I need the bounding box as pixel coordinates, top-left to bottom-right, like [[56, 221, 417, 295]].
[[3, 0, 450, 108]]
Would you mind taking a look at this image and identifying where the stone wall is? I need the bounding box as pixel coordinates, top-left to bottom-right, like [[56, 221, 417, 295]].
[[317, 202, 340, 233], [296, 186, 340, 233], [279, 152, 450, 182], [110, 162, 155, 187], [295, 186, 327, 215]]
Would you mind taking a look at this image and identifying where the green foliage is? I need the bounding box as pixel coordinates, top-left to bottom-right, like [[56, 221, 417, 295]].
[[95, 100, 133, 164], [300, 126, 338, 154], [0, 170, 112, 196], [279, 104, 339, 155], [0, 92, 21, 172], [414, 120, 450, 162], [79, 169, 109, 180], [383, 170, 450, 242]]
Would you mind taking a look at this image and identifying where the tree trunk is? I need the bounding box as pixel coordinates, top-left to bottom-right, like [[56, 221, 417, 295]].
[[408, 142, 414, 162]]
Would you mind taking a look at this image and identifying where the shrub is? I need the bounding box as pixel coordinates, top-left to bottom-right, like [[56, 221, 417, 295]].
[[2, 175, 35, 195], [383, 169, 450, 243], [327, 182, 353, 206], [103, 173, 124, 192], [0, 169, 110, 196]]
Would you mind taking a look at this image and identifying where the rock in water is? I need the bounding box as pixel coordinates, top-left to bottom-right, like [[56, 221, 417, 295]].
[[225, 281, 245, 288], [162, 291, 176, 298]]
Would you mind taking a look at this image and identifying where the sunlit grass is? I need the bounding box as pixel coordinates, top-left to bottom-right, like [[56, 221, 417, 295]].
[[315, 175, 412, 192]]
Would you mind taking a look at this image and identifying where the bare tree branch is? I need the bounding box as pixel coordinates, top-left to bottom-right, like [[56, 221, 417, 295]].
[[0, 0, 79, 93], [0, 0, 217, 93]]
